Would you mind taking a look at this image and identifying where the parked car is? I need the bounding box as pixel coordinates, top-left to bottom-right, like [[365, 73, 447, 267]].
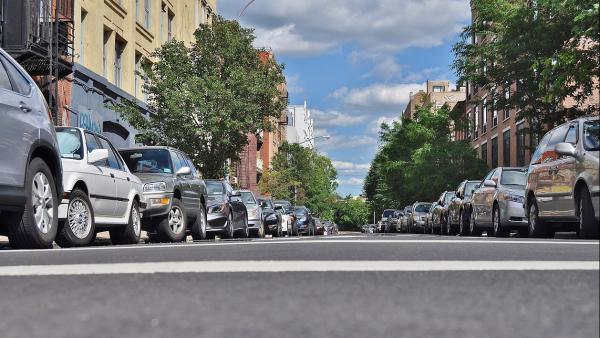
[[447, 180, 481, 235], [525, 116, 599, 238], [361, 224, 377, 233], [120, 147, 208, 242], [381, 209, 396, 233], [391, 210, 404, 232], [55, 128, 144, 247], [314, 218, 325, 235], [431, 191, 455, 234], [294, 206, 315, 235], [424, 202, 438, 234], [471, 167, 528, 237], [399, 206, 413, 232], [274, 200, 297, 236], [257, 197, 283, 237], [0, 48, 63, 249], [323, 221, 338, 235], [240, 190, 263, 238], [203, 179, 248, 238], [409, 202, 432, 233]]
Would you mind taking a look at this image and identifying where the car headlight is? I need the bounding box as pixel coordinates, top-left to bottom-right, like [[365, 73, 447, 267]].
[[143, 182, 167, 193], [209, 204, 226, 214], [502, 193, 524, 204], [266, 214, 277, 221]]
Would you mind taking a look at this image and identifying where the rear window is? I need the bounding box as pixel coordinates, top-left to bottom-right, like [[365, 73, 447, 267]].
[[414, 203, 432, 213], [206, 181, 225, 195], [501, 170, 527, 186], [383, 210, 395, 217]]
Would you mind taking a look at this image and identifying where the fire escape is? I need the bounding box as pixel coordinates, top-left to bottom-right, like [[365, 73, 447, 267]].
[[0, 0, 74, 125]]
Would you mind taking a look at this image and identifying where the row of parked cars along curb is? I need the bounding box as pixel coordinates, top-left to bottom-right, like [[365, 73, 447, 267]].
[[0, 49, 337, 249], [378, 115, 599, 239]]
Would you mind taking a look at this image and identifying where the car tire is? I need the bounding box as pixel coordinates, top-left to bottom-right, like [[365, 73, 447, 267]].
[[223, 213, 234, 239], [469, 210, 482, 237], [528, 198, 548, 238], [56, 188, 95, 247], [8, 158, 58, 249], [492, 205, 510, 238], [292, 224, 299, 236], [578, 186, 598, 239], [191, 203, 208, 241], [445, 216, 454, 235], [239, 215, 249, 238], [110, 200, 142, 245], [459, 211, 470, 236], [255, 220, 265, 238], [156, 198, 187, 242]]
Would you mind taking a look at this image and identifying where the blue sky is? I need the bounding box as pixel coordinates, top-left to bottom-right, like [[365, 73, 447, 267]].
[[220, 0, 471, 196]]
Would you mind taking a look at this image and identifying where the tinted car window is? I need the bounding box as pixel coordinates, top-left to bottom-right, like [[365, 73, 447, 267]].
[[98, 137, 123, 170], [383, 210, 395, 217], [240, 192, 256, 205], [0, 56, 30, 95], [56, 128, 84, 160], [120, 149, 173, 174], [0, 58, 12, 91], [583, 121, 600, 151], [206, 181, 225, 195], [414, 203, 432, 213], [172, 152, 185, 172]]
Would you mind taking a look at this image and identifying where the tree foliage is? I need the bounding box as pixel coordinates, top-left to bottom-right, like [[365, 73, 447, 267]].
[[331, 197, 370, 231], [364, 107, 488, 216], [113, 16, 287, 178], [453, 0, 599, 138], [260, 142, 338, 217]]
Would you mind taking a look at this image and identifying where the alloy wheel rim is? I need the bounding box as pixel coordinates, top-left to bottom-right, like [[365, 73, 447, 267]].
[[31, 172, 54, 234], [200, 208, 207, 238], [228, 214, 234, 237], [493, 209, 499, 234], [168, 207, 184, 234], [529, 204, 536, 232], [132, 206, 141, 236], [459, 214, 463, 234], [470, 212, 475, 233], [68, 198, 91, 239]]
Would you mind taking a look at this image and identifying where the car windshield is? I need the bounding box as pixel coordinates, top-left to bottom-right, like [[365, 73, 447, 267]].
[[583, 121, 600, 151], [444, 193, 455, 204], [274, 201, 293, 213], [206, 181, 225, 195], [295, 208, 307, 216], [120, 149, 173, 174], [383, 210, 395, 217], [56, 128, 84, 160], [501, 170, 527, 186], [464, 182, 480, 197], [240, 192, 256, 205], [414, 203, 431, 213]]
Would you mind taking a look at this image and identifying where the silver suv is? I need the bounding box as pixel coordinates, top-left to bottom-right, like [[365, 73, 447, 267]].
[[0, 49, 63, 249], [525, 116, 599, 238]]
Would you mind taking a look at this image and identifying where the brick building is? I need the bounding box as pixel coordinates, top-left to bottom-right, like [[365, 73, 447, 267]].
[[402, 80, 466, 120]]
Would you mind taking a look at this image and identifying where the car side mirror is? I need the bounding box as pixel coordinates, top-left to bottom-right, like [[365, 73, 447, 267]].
[[176, 166, 191, 176], [555, 142, 577, 157], [88, 149, 109, 164], [483, 179, 497, 188]]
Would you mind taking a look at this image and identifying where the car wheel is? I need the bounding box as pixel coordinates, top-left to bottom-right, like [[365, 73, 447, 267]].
[[492, 205, 510, 238], [459, 211, 470, 236], [8, 158, 58, 249], [257, 220, 265, 238], [56, 188, 95, 247], [528, 198, 548, 238], [292, 224, 299, 236], [469, 210, 482, 237], [223, 213, 234, 239], [156, 198, 187, 242], [110, 200, 142, 245], [239, 215, 249, 238], [578, 186, 598, 239], [445, 216, 454, 235], [191, 203, 208, 241]]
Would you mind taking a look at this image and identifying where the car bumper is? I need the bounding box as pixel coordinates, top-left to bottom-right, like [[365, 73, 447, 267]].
[[501, 201, 528, 226], [207, 212, 228, 231], [140, 192, 174, 219], [247, 218, 261, 229]]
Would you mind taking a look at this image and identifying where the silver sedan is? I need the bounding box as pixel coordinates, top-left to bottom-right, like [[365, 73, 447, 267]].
[[471, 167, 528, 237]]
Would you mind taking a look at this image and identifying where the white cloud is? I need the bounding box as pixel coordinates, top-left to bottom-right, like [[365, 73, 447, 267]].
[[337, 177, 365, 186], [333, 161, 371, 172], [312, 109, 368, 128], [368, 115, 400, 133], [221, 0, 470, 56], [286, 74, 304, 94], [337, 83, 425, 113], [317, 134, 378, 151]]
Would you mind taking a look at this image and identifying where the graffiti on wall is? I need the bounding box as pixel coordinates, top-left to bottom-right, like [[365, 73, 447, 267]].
[[78, 109, 103, 134]]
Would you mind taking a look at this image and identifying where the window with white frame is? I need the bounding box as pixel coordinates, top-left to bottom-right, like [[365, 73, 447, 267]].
[[474, 105, 480, 138], [492, 98, 498, 127], [504, 85, 511, 120], [482, 99, 488, 133]]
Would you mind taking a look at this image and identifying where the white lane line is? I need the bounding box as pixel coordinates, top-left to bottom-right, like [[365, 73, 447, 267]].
[[1, 238, 597, 254], [0, 261, 597, 276]]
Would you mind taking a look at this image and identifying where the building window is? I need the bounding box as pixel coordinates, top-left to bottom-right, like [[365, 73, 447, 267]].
[[517, 123, 526, 166], [482, 142, 488, 165], [432, 85, 445, 93], [467, 110, 472, 140], [482, 99, 488, 134], [134, 52, 142, 99], [503, 130, 511, 166], [491, 137, 498, 168], [168, 11, 174, 41], [144, 0, 152, 29], [504, 85, 511, 120], [136, 0, 140, 21], [103, 30, 111, 78], [492, 98, 498, 127], [474, 105, 479, 139], [114, 38, 124, 87], [79, 10, 87, 64]]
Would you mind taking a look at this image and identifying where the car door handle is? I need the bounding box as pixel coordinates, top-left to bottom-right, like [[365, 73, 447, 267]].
[[19, 102, 32, 113], [110, 173, 115, 178], [127, 177, 130, 181]]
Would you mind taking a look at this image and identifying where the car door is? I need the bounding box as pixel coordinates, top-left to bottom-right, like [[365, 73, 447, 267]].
[[450, 182, 465, 224], [84, 132, 117, 218], [475, 170, 496, 225], [182, 153, 202, 217], [552, 123, 579, 217], [171, 152, 194, 215], [0, 54, 37, 188], [97, 136, 130, 218], [538, 125, 569, 216]]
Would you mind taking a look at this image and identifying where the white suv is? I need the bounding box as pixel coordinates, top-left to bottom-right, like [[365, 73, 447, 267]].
[[55, 127, 145, 247]]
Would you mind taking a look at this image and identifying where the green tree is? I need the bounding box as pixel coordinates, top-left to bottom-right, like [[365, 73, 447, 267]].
[[113, 16, 287, 178], [453, 0, 599, 138], [364, 106, 488, 215], [332, 197, 370, 231], [260, 142, 338, 216]]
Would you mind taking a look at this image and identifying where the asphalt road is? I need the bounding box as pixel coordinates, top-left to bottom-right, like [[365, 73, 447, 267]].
[[0, 233, 598, 338]]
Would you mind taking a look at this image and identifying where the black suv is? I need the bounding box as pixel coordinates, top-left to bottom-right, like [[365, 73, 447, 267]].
[[0, 49, 63, 249], [119, 147, 208, 242]]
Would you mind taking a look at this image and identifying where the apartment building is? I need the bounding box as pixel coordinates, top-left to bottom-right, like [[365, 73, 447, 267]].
[[69, 0, 216, 147], [402, 80, 466, 120], [286, 101, 314, 148]]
